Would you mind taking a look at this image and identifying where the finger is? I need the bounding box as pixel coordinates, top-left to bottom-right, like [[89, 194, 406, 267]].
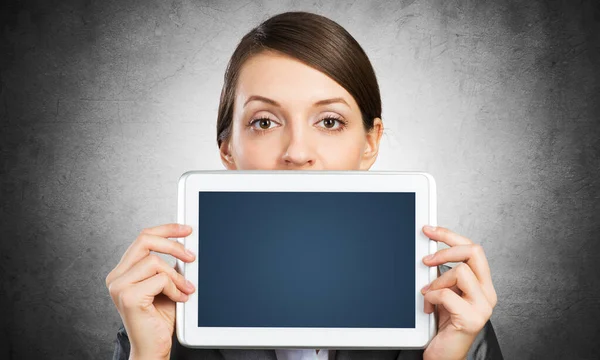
[[423, 244, 495, 304], [423, 283, 461, 314], [424, 288, 489, 335], [110, 254, 195, 296], [422, 225, 472, 247], [121, 273, 189, 310], [124, 224, 194, 266], [423, 244, 490, 279], [423, 288, 471, 316], [106, 225, 194, 285], [423, 227, 498, 307], [422, 263, 489, 307], [141, 272, 189, 303], [141, 223, 192, 238]]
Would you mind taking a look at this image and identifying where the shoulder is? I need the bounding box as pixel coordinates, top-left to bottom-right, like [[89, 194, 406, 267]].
[[112, 324, 130, 360], [111, 324, 225, 360], [467, 320, 504, 359]]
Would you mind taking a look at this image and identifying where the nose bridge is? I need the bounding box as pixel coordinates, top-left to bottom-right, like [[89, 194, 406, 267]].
[[287, 114, 308, 144], [282, 113, 315, 165]]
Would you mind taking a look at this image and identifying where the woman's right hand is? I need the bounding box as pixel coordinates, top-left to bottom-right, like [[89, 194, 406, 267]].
[[105, 223, 196, 360]]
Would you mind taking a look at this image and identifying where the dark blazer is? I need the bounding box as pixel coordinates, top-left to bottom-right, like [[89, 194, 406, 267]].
[[112, 266, 504, 360]]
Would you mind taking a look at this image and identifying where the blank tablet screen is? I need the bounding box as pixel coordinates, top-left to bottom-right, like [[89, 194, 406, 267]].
[[197, 191, 416, 328]]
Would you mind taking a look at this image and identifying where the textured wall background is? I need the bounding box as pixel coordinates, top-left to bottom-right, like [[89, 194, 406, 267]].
[[1, 0, 599, 359]]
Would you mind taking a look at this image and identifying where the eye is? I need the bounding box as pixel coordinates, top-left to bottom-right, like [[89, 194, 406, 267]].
[[316, 116, 347, 131], [249, 116, 279, 130]]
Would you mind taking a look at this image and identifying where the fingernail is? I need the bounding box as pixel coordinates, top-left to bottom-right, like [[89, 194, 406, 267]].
[[185, 248, 196, 258], [423, 254, 434, 262], [186, 280, 195, 290], [421, 284, 430, 293], [424, 225, 436, 232], [179, 224, 192, 231]]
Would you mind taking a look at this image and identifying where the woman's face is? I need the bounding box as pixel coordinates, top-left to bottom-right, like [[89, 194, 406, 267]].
[[219, 50, 383, 170]]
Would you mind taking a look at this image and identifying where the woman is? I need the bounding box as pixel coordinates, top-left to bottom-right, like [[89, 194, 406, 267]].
[[106, 11, 503, 360]]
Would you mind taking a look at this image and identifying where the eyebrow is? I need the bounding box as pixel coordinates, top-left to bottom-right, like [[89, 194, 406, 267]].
[[243, 95, 350, 108]]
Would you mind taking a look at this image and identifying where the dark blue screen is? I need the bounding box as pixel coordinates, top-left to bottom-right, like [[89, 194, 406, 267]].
[[197, 191, 415, 328]]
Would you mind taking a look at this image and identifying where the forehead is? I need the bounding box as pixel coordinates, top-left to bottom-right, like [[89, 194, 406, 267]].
[[235, 50, 359, 110]]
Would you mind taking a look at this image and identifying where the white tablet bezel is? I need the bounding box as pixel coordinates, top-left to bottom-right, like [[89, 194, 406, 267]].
[[176, 170, 437, 349]]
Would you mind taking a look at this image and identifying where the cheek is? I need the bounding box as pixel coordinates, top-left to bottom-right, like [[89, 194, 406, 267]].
[[232, 133, 281, 169], [317, 134, 365, 169]]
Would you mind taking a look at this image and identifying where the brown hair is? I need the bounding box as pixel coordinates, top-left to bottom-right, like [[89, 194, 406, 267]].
[[216, 11, 382, 148]]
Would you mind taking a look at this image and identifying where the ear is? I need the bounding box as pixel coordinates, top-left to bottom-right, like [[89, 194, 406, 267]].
[[219, 139, 237, 170], [359, 117, 383, 170]]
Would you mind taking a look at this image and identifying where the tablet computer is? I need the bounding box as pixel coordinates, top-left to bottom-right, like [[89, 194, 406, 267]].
[[175, 170, 437, 349]]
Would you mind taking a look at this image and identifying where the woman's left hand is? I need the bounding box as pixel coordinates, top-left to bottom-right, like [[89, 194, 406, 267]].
[[420, 225, 498, 360]]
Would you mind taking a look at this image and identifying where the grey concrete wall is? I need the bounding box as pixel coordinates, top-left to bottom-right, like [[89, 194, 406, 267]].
[[1, 0, 599, 359]]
